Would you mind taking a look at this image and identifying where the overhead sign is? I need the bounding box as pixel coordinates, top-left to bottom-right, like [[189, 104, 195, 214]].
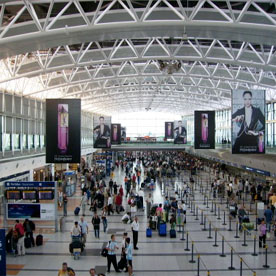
[[0, 229, 6, 276], [241, 166, 270, 176], [5, 181, 55, 188]]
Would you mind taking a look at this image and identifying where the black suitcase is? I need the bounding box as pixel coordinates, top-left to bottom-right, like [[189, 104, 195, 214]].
[[69, 240, 84, 253], [24, 237, 32, 248], [150, 220, 157, 230], [36, 234, 43, 246], [74, 207, 80, 216], [170, 229, 176, 238]]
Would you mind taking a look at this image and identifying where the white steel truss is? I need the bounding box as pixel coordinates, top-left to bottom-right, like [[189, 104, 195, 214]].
[[0, 0, 276, 114]]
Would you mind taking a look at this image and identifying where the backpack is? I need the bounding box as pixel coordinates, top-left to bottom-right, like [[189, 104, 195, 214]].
[[101, 241, 110, 257], [67, 267, 75, 276]]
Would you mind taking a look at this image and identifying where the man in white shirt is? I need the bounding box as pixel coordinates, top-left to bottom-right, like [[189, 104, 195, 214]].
[[131, 216, 139, 250], [81, 192, 88, 216], [79, 217, 89, 246], [71, 221, 81, 240]]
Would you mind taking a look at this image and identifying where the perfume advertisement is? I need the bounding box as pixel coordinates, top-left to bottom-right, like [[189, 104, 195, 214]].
[[232, 90, 265, 154], [93, 116, 111, 148], [173, 120, 187, 144], [194, 111, 215, 149], [121, 127, 126, 142], [46, 99, 81, 163], [165, 122, 174, 139], [111, 124, 121, 145]]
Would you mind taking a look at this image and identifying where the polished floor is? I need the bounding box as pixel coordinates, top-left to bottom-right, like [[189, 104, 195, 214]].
[[6, 164, 276, 276]]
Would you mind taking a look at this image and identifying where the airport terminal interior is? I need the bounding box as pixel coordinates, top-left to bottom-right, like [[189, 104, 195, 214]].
[[1, 1, 276, 276]]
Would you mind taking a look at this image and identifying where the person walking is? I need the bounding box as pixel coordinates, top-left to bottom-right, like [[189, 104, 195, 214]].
[[101, 206, 108, 233], [23, 219, 35, 247], [106, 234, 121, 273], [264, 206, 273, 232], [146, 193, 153, 218], [115, 193, 123, 214], [58, 262, 75, 276], [79, 217, 89, 246], [71, 221, 81, 240], [63, 193, 68, 216], [15, 220, 25, 256], [125, 237, 133, 276], [107, 193, 114, 215], [259, 219, 267, 248], [131, 216, 139, 250], [81, 192, 88, 216], [92, 213, 101, 239]]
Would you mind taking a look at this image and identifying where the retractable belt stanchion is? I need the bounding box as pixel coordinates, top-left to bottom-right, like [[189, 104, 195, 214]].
[[228, 247, 235, 270], [200, 210, 204, 225], [185, 232, 190, 251], [203, 195, 206, 205], [217, 206, 221, 220], [240, 258, 243, 276], [255, 217, 258, 232], [263, 245, 270, 268], [213, 228, 218, 247], [251, 235, 258, 256], [242, 228, 247, 247], [210, 200, 214, 213], [228, 217, 232, 231], [206, 196, 209, 208], [202, 215, 207, 231], [220, 236, 226, 257], [196, 255, 200, 276], [222, 211, 227, 225], [180, 224, 185, 241], [214, 203, 217, 216], [234, 221, 240, 238], [208, 221, 212, 239], [195, 206, 199, 220], [189, 241, 196, 263]]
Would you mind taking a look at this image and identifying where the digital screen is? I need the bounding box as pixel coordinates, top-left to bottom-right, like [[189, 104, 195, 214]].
[[7, 204, 41, 219], [22, 191, 37, 200], [7, 191, 21, 200], [39, 191, 54, 200]]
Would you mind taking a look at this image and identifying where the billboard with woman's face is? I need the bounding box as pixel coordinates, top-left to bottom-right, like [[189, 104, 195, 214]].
[[232, 90, 265, 154], [93, 116, 111, 148], [194, 111, 215, 149]]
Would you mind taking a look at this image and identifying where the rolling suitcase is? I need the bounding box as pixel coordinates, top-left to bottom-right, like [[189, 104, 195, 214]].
[[36, 234, 43, 246], [170, 229, 176, 238], [159, 222, 167, 236], [146, 228, 152, 237], [24, 237, 32, 248], [150, 220, 157, 230], [74, 207, 80, 216]]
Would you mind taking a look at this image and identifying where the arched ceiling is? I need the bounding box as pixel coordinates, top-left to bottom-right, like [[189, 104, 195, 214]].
[[0, 0, 276, 115]]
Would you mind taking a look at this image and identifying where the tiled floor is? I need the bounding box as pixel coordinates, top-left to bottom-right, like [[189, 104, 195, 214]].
[[6, 163, 276, 276]]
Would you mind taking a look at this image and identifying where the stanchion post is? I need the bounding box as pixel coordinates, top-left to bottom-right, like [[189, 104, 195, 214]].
[[213, 228, 218, 247], [214, 203, 217, 216], [242, 228, 247, 247], [234, 221, 240, 238], [185, 232, 190, 251], [208, 222, 212, 239], [195, 206, 199, 221], [222, 211, 227, 225], [180, 224, 185, 241], [217, 206, 221, 220], [251, 235, 258, 256], [240, 258, 243, 276], [189, 241, 196, 263], [202, 215, 207, 231], [203, 195, 206, 205], [210, 200, 214, 213], [228, 217, 232, 231], [200, 210, 204, 225], [206, 196, 209, 208], [220, 236, 226, 257], [197, 255, 200, 276], [228, 247, 235, 270], [263, 245, 270, 268], [255, 217, 258, 231]]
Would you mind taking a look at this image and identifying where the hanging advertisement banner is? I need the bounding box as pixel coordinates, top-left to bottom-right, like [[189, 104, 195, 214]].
[[111, 124, 121, 145], [93, 116, 111, 148], [232, 90, 265, 154], [194, 111, 215, 149], [46, 99, 81, 163], [0, 229, 6, 276], [173, 120, 187, 144], [165, 122, 174, 139], [121, 127, 126, 142]]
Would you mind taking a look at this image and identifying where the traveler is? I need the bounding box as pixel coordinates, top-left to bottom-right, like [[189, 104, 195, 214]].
[[163, 196, 171, 222], [106, 234, 121, 273], [146, 193, 153, 218], [89, 268, 97, 276], [81, 192, 88, 216], [92, 212, 101, 239], [115, 193, 123, 214], [23, 219, 35, 247], [79, 217, 89, 245], [125, 237, 133, 276], [155, 204, 163, 230], [238, 206, 247, 231], [264, 206, 273, 232], [58, 262, 75, 276], [71, 221, 81, 240], [107, 193, 114, 215], [63, 193, 68, 216], [259, 219, 267, 248], [131, 216, 139, 250], [15, 220, 25, 256], [101, 206, 108, 233]]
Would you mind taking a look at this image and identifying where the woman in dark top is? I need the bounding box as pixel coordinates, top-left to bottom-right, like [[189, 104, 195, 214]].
[[92, 213, 101, 238]]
